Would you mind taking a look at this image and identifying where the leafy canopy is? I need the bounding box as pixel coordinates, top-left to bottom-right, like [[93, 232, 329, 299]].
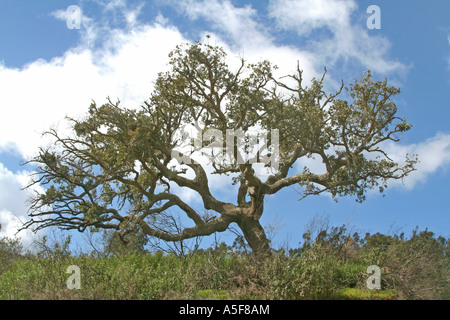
[[21, 42, 417, 254]]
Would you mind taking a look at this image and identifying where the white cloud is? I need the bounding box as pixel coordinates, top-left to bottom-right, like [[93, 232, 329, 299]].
[[179, 0, 269, 49], [155, 12, 169, 26], [0, 163, 38, 246], [103, 0, 128, 11], [295, 155, 327, 176], [0, 20, 185, 158], [383, 133, 450, 190], [269, 0, 357, 36], [51, 5, 98, 47], [174, 0, 321, 91], [268, 0, 406, 74]]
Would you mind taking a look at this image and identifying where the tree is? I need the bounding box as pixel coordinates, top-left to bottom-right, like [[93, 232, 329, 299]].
[[21, 42, 417, 256], [101, 227, 149, 257]]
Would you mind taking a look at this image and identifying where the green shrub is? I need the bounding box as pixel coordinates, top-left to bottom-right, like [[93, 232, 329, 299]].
[[338, 288, 398, 300], [195, 289, 228, 300], [0, 224, 447, 300], [0, 237, 24, 277]]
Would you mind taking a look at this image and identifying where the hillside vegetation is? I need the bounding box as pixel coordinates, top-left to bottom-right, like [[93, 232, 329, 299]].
[[0, 224, 448, 300]]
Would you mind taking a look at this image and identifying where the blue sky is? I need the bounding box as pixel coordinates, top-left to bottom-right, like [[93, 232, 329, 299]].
[[0, 0, 449, 251]]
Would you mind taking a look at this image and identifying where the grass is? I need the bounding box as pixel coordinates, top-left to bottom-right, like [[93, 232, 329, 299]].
[[337, 288, 398, 300], [195, 289, 228, 300], [0, 252, 361, 300], [0, 225, 448, 300]]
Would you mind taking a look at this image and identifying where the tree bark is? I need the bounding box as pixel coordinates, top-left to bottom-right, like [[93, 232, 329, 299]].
[[237, 216, 271, 257]]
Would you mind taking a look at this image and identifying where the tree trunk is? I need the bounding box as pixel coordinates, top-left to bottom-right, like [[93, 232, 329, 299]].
[[237, 216, 271, 256]]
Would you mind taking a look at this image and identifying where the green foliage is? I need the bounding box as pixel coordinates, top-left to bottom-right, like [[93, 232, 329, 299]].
[[0, 237, 23, 277], [337, 288, 398, 300], [21, 41, 417, 256], [101, 227, 149, 257], [0, 224, 447, 300], [195, 289, 228, 300]]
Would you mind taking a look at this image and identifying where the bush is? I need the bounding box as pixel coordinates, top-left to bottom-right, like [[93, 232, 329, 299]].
[[0, 237, 23, 277], [337, 288, 398, 300], [357, 229, 449, 299], [0, 224, 448, 300]]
